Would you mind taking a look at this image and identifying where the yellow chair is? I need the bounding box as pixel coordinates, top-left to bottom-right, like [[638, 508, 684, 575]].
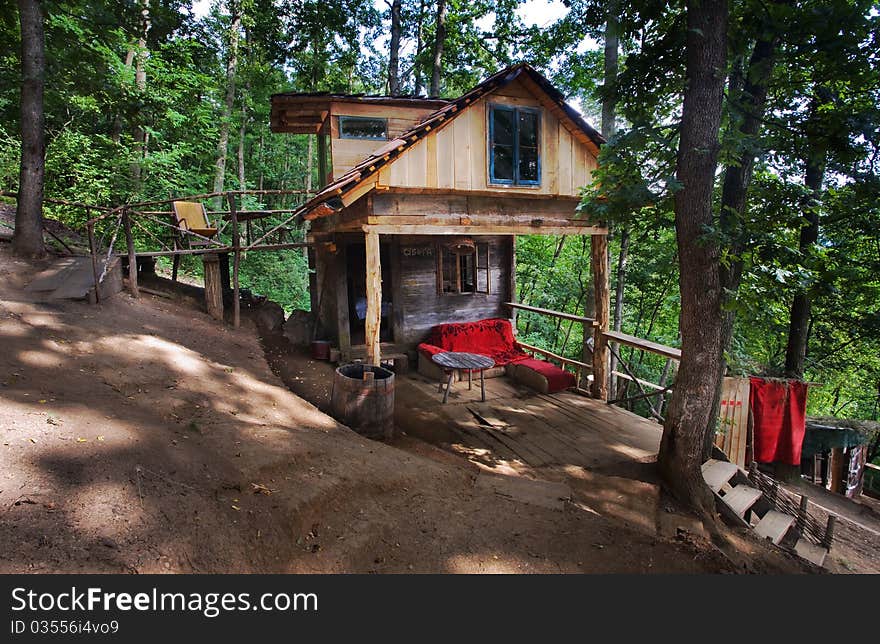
[[171, 201, 218, 242]]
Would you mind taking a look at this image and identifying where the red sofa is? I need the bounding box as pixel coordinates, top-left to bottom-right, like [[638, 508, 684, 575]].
[[417, 318, 576, 394]]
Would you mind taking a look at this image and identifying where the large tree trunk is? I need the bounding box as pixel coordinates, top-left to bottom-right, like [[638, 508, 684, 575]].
[[784, 101, 825, 378], [214, 2, 241, 204], [13, 0, 45, 259], [657, 0, 728, 516], [719, 2, 787, 355], [603, 3, 623, 400], [429, 0, 446, 97], [388, 0, 402, 95]]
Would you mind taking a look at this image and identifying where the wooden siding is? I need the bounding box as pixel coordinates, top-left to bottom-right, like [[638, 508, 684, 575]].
[[394, 235, 513, 345], [375, 78, 597, 197], [329, 102, 437, 179]]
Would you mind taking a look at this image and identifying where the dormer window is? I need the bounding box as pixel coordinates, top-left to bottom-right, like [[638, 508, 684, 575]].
[[339, 116, 388, 140], [488, 105, 540, 185]]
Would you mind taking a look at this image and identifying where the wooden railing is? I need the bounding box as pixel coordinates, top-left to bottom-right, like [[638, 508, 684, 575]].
[[505, 301, 595, 392], [602, 330, 680, 421]]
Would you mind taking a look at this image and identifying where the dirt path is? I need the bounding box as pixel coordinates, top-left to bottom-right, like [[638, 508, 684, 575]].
[[0, 244, 806, 573]]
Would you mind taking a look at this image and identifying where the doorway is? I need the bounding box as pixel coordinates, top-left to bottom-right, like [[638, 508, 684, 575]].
[[346, 242, 394, 345]]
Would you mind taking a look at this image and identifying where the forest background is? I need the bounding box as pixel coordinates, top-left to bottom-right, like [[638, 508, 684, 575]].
[[1, 0, 878, 444]]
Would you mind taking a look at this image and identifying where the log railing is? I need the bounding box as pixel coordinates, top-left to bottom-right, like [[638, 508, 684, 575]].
[[602, 330, 680, 421], [504, 301, 596, 392]]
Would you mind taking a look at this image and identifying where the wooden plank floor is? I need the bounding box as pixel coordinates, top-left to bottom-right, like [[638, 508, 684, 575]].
[[394, 372, 662, 473]]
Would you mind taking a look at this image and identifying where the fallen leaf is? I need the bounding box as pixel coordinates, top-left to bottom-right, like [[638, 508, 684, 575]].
[[251, 483, 275, 496], [231, 505, 240, 511], [96, 435, 105, 442], [76, 437, 87, 443]]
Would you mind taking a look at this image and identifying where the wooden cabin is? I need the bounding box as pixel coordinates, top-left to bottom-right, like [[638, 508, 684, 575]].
[[270, 63, 610, 393]]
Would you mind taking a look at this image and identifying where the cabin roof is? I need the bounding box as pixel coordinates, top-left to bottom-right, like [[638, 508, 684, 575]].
[[288, 62, 606, 222]]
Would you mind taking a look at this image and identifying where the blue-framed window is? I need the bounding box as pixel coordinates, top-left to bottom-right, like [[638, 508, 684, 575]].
[[338, 116, 387, 140], [488, 105, 540, 186]]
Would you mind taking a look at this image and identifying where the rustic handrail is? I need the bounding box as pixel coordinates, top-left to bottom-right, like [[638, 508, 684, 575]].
[[504, 302, 596, 326], [516, 341, 591, 370], [602, 330, 681, 361]]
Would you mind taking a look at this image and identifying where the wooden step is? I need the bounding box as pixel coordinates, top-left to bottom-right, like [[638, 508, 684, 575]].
[[754, 510, 796, 545], [702, 459, 740, 493], [721, 485, 762, 518], [794, 538, 828, 567]]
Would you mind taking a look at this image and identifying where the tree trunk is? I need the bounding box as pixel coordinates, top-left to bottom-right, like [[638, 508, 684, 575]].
[[609, 228, 629, 399], [130, 0, 151, 193], [414, 0, 426, 95], [214, 2, 241, 206], [388, 0, 402, 95], [601, 2, 619, 142], [13, 0, 45, 259], [237, 79, 249, 192], [602, 3, 622, 399], [657, 0, 728, 516], [718, 0, 787, 354], [430, 0, 446, 97], [784, 110, 825, 378]]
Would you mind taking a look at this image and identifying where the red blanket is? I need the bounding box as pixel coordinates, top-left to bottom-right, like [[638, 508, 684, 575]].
[[749, 377, 808, 466], [515, 358, 576, 393], [417, 318, 530, 366]]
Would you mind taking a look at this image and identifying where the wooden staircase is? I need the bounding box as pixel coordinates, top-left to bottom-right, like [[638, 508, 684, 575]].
[[702, 458, 832, 567]]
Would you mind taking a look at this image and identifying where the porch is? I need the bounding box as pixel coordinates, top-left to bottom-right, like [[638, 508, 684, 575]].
[[393, 368, 662, 476]]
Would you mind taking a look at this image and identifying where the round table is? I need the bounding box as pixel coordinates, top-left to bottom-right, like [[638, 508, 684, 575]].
[[431, 352, 495, 403]]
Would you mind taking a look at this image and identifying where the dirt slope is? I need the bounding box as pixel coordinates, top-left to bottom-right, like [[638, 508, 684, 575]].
[[0, 244, 773, 573]]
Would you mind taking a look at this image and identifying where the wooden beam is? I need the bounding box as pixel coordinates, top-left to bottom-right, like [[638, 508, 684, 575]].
[[505, 301, 595, 325], [364, 230, 382, 365], [122, 209, 139, 298], [590, 233, 609, 400], [363, 224, 606, 236], [602, 330, 682, 361]]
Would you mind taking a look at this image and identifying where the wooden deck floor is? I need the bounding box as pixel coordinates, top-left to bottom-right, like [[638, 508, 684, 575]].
[[393, 372, 662, 475]]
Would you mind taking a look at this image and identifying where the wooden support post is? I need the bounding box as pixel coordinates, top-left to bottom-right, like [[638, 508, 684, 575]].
[[334, 243, 351, 360], [317, 133, 329, 187], [122, 208, 139, 298], [590, 233, 610, 400], [227, 192, 241, 329], [797, 494, 809, 533], [823, 514, 836, 548], [364, 229, 382, 365], [86, 220, 100, 304], [203, 253, 224, 321], [829, 447, 845, 494]]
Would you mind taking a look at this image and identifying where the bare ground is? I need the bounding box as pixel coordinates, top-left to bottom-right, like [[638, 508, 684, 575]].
[[0, 242, 819, 574]]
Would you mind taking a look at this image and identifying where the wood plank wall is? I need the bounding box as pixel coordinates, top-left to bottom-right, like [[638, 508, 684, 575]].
[[377, 78, 597, 197], [394, 235, 513, 345], [329, 102, 437, 179], [326, 78, 598, 197]]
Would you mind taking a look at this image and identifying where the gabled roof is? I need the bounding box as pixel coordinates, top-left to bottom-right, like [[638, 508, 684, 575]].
[[292, 63, 605, 222]]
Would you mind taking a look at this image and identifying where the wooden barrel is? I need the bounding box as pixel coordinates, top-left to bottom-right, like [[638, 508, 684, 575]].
[[330, 363, 395, 439]]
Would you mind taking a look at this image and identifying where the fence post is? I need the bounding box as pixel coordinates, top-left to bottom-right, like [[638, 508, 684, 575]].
[[227, 191, 241, 329], [823, 514, 836, 549], [797, 494, 809, 533], [122, 208, 139, 298], [87, 217, 100, 304]]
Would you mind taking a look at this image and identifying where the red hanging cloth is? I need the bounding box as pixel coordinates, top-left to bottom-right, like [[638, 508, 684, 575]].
[[749, 377, 808, 466]]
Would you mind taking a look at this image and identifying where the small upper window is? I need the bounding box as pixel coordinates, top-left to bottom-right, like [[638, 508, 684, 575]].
[[339, 116, 387, 140], [489, 105, 540, 185]]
